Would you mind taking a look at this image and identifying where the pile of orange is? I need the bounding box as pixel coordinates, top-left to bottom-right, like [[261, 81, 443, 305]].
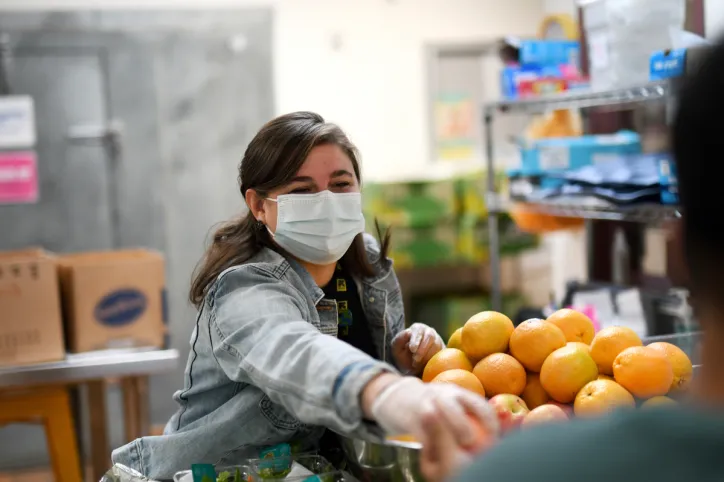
[[421, 308, 694, 420]]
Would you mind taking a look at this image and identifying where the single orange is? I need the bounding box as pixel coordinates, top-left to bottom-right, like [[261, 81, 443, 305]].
[[646, 342, 693, 393], [473, 353, 526, 397], [509, 319, 567, 372], [447, 328, 464, 350], [574, 379, 636, 417], [641, 396, 678, 408], [431, 369, 486, 397], [540, 344, 599, 403], [589, 326, 643, 375], [521, 373, 550, 409], [421, 348, 472, 383], [546, 309, 595, 344], [568, 342, 591, 354], [613, 346, 673, 399], [386, 434, 419, 443], [461, 311, 515, 361]]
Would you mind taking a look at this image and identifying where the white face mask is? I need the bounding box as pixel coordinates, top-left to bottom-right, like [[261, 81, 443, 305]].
[[265, 190, 365, 265]]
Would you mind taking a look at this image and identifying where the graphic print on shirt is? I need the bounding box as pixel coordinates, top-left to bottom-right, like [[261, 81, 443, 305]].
[[321, 264, 377, 358], [337, 300, 353, 336]]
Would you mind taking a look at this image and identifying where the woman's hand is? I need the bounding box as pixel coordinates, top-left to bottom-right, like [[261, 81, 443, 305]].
[[419, 399, 478, 482], [391, 323, 445, 375], [364, 376, 499, 451]]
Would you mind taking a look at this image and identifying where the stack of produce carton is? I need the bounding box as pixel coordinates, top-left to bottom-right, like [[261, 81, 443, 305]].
[[363, 169, 537, 268], [363, 178, 458, 268]]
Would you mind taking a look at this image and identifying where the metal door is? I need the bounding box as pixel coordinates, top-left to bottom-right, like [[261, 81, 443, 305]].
[[0, 42, 115, 251], [0, 30, 163, 470], [0, 30, 164, 254]]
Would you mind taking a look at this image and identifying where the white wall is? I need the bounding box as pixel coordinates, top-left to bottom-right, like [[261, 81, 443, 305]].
[[545, 0, 724, 39], [542, 0, 576, 17], [274, 0, 544, 180], [0, 0, 545, 180]]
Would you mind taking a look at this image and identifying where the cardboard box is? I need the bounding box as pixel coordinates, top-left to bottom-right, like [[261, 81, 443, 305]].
[[517, 131, 641, 179], [518, 40, 581, 68], [0, 249, 65, 366], [387, 223, 458, 269], [363, 179, 457, 228], [58, 249, 166, 353], [457, 215, 538, 264], [649, 46, 710, 82]]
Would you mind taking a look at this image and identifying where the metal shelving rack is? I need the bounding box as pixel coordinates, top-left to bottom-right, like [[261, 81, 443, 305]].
[[483, 80, 678, 311]]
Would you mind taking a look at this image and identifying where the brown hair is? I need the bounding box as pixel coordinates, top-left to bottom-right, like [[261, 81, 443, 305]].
[[189, 111, 390, 307]]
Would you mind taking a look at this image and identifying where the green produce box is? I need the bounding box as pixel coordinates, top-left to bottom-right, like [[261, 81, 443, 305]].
[[363, 178, 457, 228], [386, 223, 458, 269], [411, 294, 527, 342], [456, 217, 490, 264], [456, 214, 539, 264], [454, 170, 507, 220]]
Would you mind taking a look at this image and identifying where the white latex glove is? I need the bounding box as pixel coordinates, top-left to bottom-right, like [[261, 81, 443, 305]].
[[391, 323, 445, 375], [370, 377, 499, 446]]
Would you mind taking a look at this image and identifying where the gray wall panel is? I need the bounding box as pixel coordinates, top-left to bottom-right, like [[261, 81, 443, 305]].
[[0, 8, 274, 471]]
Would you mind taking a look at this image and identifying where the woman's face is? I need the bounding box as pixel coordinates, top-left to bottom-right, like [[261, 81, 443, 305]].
[[249, 143, 360, 232]]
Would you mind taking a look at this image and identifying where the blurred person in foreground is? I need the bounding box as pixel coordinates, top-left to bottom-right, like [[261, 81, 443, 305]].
[[419, 37, 724, 482]]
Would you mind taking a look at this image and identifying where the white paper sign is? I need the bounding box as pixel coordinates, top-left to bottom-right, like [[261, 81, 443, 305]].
[[0, 96, 36, 148], [588, 32, 610, 71]]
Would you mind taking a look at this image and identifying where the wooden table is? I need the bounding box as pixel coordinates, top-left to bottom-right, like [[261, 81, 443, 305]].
[[0, 347, 179, 481]]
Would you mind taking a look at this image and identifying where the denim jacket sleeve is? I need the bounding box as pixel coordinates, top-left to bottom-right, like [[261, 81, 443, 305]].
[[208, 264, 398, 435]]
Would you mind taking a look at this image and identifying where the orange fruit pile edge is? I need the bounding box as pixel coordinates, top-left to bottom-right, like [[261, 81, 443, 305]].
[[400, 308, 694, 447]]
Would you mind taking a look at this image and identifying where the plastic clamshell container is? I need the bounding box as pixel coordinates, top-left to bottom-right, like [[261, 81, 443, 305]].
[[173, 465, 252, 482], [249, 471, 360, 482], [248, 455, 335, 480]]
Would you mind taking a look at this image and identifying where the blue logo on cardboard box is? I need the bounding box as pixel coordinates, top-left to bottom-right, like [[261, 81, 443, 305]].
[[94, 289, 147, 327]]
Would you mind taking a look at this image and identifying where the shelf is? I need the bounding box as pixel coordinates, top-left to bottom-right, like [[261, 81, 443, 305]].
[[505, 201, 680, 223], [485, 80, 671, 115]]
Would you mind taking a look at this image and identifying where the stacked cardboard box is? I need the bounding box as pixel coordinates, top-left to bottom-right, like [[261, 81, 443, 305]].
[[0, 249, 65, 366], [364, 178, 459, 268], [58, 249, 166, 353], [0, 248, 167, 367], [364, 170, 537, 268]]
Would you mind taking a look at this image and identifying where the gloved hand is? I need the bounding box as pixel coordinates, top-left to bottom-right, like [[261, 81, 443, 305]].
[[391, 323, 445, 375], [419, 398, 477, 482], [370, 377, 499, 446]]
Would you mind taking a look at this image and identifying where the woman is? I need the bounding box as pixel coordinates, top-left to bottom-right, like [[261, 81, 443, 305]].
[[112, 112, 493, 479]]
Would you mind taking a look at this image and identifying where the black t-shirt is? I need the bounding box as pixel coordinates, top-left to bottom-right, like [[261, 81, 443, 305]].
[[322, 264, 378, 359], [319, 265, 379, 463]]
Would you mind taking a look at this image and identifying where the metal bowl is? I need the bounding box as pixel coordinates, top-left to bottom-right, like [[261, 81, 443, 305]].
[[336, 433, 424, 482]]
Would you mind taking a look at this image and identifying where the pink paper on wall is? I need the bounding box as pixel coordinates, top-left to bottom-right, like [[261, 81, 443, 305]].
[[0, 151, 38, 204]]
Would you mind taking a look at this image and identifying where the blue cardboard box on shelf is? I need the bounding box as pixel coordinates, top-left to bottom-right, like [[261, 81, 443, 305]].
[[501, 64, 566, 99], [516, 130, 641, 179], [650, 45, 712, 81], [519, 40, 580, 68], [657, 153, 678, 205], [650, 49, 687, 81]]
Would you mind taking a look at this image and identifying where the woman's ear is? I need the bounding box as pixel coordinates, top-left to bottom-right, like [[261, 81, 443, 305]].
[[245, 189, 266, 224]]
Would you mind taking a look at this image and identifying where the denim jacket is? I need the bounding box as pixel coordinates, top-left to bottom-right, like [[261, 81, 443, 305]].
[[111, 234, 404, 480]]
